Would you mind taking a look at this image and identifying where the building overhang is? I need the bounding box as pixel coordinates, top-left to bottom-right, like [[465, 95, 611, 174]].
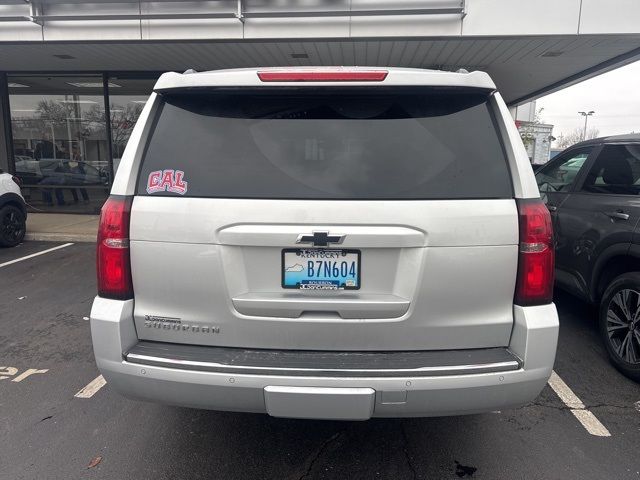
[[0, 0, 639, 104]]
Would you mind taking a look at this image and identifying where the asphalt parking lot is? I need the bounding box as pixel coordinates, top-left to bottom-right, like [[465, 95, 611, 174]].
[[1, 241, 640, 480]]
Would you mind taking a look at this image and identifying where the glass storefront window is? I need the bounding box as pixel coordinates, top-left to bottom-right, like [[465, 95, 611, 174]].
[[7, 74, 158, 214], [9, 76, 110, 214], [107, 78, 156, 175]]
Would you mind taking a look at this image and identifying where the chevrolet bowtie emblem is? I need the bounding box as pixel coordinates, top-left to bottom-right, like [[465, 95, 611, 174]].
[[296, 231, 345, 247]]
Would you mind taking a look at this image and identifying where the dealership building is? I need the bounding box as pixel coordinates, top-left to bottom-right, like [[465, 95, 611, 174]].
[[0, 0, 639, 214]]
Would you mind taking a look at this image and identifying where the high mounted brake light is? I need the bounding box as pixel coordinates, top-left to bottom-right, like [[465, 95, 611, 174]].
[[257, 70, 388, 82], [97, 195, 133, 300], [514, 199, 554, 306]]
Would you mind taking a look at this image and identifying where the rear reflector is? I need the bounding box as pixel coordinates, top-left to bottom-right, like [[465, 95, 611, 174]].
[[257, 70, 388, 82], [515, 199, 554, 306], [97, 196, 133, 300]]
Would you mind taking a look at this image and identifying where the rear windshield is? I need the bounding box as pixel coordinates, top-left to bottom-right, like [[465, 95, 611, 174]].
[[137, 89, 512, 199]]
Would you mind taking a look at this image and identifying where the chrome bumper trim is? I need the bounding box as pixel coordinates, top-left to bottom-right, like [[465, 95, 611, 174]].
[[126, 346, 521, 378]]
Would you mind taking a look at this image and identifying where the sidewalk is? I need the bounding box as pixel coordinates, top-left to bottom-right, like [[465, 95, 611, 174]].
[[25, 213, 99, 243]]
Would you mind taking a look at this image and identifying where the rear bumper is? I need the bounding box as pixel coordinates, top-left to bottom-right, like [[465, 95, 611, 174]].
[[90, 298, 558, 419]]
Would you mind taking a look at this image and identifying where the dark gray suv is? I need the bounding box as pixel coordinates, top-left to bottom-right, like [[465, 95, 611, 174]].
[[536, 133, 640, 381]]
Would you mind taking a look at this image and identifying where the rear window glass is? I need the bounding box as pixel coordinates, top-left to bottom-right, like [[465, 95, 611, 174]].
[[137, 90, 512, 199]]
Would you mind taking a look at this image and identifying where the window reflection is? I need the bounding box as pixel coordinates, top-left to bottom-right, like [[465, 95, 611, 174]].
[[108, 78, 155, 174], [8, 75, 156, 213], [9, 76, 109, 213]]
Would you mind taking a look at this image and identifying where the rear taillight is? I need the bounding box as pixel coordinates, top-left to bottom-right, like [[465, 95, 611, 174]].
[[97, 196, 133, 300], [11, 175, 21, 187], [257, 70, 388, 82], [515, 199, 554, 306]]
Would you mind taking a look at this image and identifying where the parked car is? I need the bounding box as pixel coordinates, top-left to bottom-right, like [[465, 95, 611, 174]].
[[0, 170, 27, 247], [535, 133, 640, 381], [14, 158, 108, 187], [90, 67, 559, 420]]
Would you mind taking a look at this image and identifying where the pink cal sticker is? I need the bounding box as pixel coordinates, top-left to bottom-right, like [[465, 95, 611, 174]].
[[147, 169, 188, 195]]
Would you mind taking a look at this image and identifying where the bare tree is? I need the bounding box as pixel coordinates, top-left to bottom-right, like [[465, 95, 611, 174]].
[[36, 99, 76, 125], [110, 103, 144, 156], [555, 127, 600, 149], [85, 102, 143, 156], [37, 99, 106, 141]]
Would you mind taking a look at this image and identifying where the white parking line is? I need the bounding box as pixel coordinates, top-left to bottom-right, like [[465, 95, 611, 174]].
[[75, 375, 106, 399], [547, 370, 611, 437], [0, 243, 74, 268]]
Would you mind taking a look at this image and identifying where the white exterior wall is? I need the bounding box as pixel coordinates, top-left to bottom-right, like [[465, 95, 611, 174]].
[[513, 101, 537, 123], [1, 0, 639, 42], [519, 123, 554, 166]]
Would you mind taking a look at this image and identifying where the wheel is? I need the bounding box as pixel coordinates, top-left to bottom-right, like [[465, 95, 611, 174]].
[[0, 205, 26, 248], [599, 273, 640, 382]]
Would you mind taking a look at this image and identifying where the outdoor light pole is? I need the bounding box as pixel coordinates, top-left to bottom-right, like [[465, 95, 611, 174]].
[[578, 111, 595, 140]]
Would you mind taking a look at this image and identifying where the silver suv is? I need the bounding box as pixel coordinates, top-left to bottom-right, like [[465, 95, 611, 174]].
[[90, 67, 559, 420]]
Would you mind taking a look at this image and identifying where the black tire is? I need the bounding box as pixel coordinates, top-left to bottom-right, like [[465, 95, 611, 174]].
[[0, 205, 26, 248], [599, 272, 640, 382]]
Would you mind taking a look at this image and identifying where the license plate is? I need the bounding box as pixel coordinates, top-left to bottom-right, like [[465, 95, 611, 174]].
[[282, 249, 360, 290]]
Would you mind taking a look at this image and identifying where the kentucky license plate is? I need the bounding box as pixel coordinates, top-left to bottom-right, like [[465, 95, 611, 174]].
[[282, 249, 360, 290]]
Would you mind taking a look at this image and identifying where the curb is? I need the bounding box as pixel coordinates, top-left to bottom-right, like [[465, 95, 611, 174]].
[[25, 232, 96, 243]]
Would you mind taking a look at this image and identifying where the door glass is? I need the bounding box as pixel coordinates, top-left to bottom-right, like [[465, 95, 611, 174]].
[[9, 75, 110, 214], [107, 77, 157, 175], [535, 148, 592, 194], [581, 144, 640, 195]]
